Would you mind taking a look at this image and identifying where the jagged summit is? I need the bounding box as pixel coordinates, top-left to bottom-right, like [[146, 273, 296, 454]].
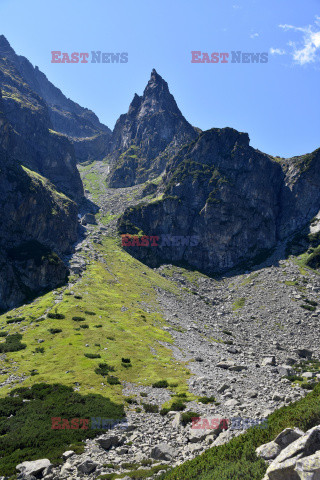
[[0, 35, 15, 57], [107, 69, 198, 187]]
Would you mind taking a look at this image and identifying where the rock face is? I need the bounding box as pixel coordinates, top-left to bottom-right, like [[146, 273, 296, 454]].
[[0, 35, 111, 160], [0, 89, 78, 311], [118, 127, 320, 274], [259, 425, 320, 479], [0, 52, 83, 200], [107, 69, 198, 187]]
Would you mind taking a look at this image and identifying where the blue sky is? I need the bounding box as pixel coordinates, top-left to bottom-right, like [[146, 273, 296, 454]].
[[0, 0, 319, 157]]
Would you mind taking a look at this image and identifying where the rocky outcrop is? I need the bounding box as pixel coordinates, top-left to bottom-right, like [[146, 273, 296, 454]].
[[0, 34, 110, 165], [0, 53, 83, 201], [258, 425, 320, 479], [0, 89, 78, 311], [107, 69, 199, 187], [118, 127, 320, 274]]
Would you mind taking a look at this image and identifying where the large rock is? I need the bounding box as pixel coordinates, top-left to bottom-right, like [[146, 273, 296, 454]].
[[256, 441, 282, 460], [264, 426, 320, 479], [16, 459, 52, 477], [151, 443, 174, 461], [96, 434, 122, 450], [77, 458, 98, 474], [295, 451, 320, 479]]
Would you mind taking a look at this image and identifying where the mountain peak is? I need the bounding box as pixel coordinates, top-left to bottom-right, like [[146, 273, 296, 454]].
[[0, 35, 14, 56]]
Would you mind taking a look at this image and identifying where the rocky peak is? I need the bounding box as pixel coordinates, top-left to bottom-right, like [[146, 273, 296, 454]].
[[107, 69, 199, 187], [0, 35, 14, 57]]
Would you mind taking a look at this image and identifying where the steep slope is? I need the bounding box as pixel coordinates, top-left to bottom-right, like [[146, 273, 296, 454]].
[[0, 54, 84, 200], [0, 89, 78, 311], [0, 34, 111, 163], [107, 69, 199, 187], [118, 128, 320, 273]]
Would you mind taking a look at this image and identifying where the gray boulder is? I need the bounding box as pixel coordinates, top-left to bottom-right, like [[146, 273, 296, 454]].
[[151, 443, 174, 461], [77, 457, 98, 474], [16, 459, 52, 477]]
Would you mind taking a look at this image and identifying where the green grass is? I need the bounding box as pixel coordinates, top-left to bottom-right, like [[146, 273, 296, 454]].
[[232, 297, 245, 311], [0, 237, 190, 402], [161, 382, 320, 480]]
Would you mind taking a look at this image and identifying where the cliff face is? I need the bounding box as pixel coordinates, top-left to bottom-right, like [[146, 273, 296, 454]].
[[107, 69, 199, 187], [118, 128, 320, 273], [0, 85, 78, 311], [0, 53, 84, 201], [0, 34, 111, 164]]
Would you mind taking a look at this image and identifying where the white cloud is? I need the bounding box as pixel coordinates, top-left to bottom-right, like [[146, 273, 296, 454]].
[[233, 4, 241, 9], [278, 16, 320, 65], [250, 33, 259, 39], [270, 47, 286, 55]]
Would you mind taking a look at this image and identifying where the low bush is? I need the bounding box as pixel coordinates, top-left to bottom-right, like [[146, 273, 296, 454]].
[[0, 333, 26, 353], [0, 383, 124, 476], [95, 363, 115, 376], [107, 376, 121, 385], [142, 403, 159, 413], [47, 313, 65, 319], [152, 380, 169, 388], [48, 329, 62, 334], [84, 353, 101, 359]]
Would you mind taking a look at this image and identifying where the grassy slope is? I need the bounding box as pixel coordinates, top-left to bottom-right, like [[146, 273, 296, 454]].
[[0, 236, 190, 402]]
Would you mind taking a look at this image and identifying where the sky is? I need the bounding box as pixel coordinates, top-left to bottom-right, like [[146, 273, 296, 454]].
[[0, 0, 319, 158]]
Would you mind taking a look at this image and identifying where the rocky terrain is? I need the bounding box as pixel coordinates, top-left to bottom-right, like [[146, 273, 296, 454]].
[[106, 69, 199, 187], [8, 163, 316, 480], [118, 128, 320, 275], [0, 35, 111, 164]]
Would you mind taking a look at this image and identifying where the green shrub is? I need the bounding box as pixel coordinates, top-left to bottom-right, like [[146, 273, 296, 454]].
[[84, 311, 96, 315], [84, 353, 101, 359], [170, 400, 186, 411], [181, 411, 200, 426], [48, 328, 62, 334], [0, 333, 26, 353], [300, 304, 316, 311], [140, 392, 148, 397], [72, 316, 85, 322], [80, 324, 89, 329], [0, 383, 124, 476], [95, 363, 115, 376], [47, 313, 65, 319], [142, 403, 159, 413], [34, 347, 45, 354], [160, 407, 171, 416], [94, 325, 103, 328], [0, 332, 8, 337], [107, 376, 121, 385], [122, 358, 131, 363], [6, 317, 25, 324], [198, 396, 216, 404], [152, 380, 169, 388]]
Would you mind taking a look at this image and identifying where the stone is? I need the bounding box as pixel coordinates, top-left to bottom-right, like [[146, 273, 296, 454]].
[[229, 365, 247, 372], [151, 443, 174, 461], [278, 365, 295, 377], [172, 413, 182, 429], [274, 428, 305, 449], [217, 361, 235, 369], [295, 450, 320, 479], [16, 459, 52, 477], [256, 441, 282, 460], [97, 434, 121, 450], [296, 349, 313, 359], [302, 372, 315, 379], [262, 356, 276, 366], [77, 458, 98, 474], [62, 450, 75, 460]]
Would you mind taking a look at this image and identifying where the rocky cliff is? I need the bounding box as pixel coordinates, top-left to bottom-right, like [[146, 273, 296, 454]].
[[0, 85, 78, 311], [0, 34, 111, 164], [107, 69, 199, 187], [118, 128, 320, 273]]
